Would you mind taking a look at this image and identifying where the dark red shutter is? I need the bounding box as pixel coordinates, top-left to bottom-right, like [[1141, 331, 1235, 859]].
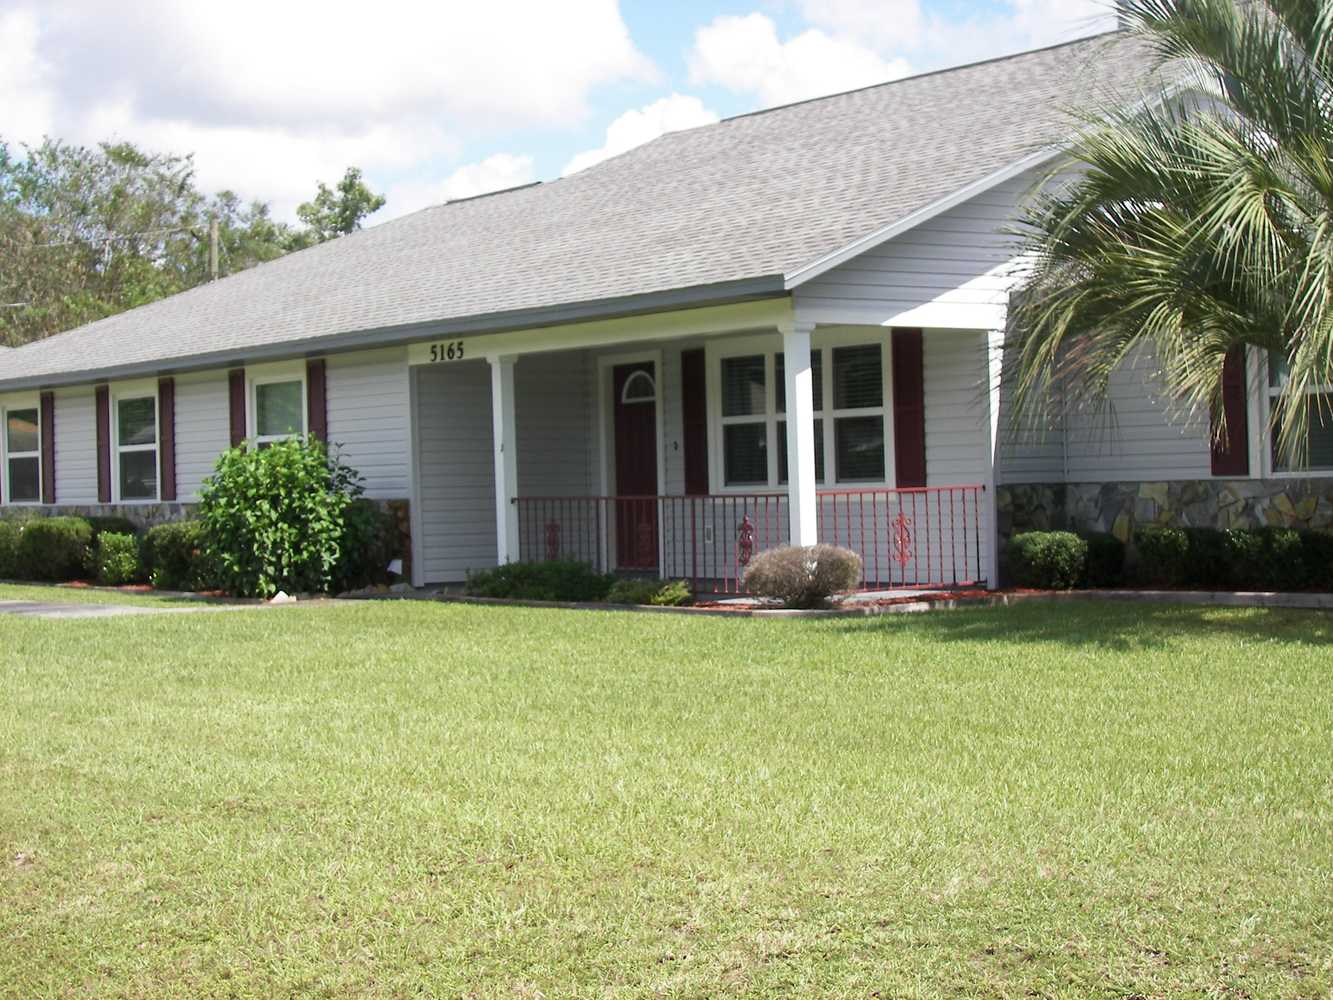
[[681, 348, 709, 495], [95, 385, 111, 503], [306, 359, 328, 441], [39, 391, 55, 504], [158, 377, 176, 501], [1211, 347, 1249, 477], [228, 369, 246, 447], [891, 329, 927, 488]]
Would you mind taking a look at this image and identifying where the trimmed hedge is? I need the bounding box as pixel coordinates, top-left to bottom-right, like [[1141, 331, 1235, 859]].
[[95, 532, 145, 586], [1135, 526, 1190, 586], [0, 519, 22, 579], [1083, 532, 1126, 588], [142, 521, 213, 591], [17, 517, 93, 581], [1127, 525, 1333, 592], [1006, 531, 1087, 590], [465, 560, 616, 602], [605, 578, 693, 607], [1182, 527, 1229, 587]]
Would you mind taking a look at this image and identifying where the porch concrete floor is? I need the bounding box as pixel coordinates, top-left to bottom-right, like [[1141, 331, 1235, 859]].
[[703, 588, 954, 606]]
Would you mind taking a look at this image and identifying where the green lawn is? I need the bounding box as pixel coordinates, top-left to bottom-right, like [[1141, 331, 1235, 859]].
[[0, 582, 207, 608], [1, 592, 1329, 998]]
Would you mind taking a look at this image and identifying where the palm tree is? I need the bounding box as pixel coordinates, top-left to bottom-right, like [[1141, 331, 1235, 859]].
[[1007, 0, 1333, 465]]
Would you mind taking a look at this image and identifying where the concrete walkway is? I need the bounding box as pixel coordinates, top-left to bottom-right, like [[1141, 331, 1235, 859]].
[[0, 599, 240, 620]]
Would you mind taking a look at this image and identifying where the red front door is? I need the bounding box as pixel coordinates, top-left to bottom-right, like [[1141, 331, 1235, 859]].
[[613, 362, 659, 569]]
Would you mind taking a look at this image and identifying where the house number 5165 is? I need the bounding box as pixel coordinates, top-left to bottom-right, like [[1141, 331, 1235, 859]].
[[429, 340, 465, 363]]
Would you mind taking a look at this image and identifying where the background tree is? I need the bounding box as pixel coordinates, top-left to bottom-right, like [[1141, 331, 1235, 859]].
[[289, 167, 386, 250], [0, 140, 385, 346], [1007, 0, 1333, 465]]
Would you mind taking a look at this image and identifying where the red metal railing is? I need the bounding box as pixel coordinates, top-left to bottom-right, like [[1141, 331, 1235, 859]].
[[512, 485, 986, 594]]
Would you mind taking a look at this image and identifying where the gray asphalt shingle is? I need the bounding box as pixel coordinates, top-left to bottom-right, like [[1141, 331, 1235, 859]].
[[0, 31, 1160, 388]]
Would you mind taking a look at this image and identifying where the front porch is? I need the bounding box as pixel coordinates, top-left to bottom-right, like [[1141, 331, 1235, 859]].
[[513, 487, 988, 594], [406, 300, 1003, 591]]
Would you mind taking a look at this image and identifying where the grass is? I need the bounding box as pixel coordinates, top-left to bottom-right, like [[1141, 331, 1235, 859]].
[[0, 581, 208, 607], [0, 597, 1329, 998]]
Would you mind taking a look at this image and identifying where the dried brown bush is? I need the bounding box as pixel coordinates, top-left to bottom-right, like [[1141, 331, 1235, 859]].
[[741, 544, 863, 609]]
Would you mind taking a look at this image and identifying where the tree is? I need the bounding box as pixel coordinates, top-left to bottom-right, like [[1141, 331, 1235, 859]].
[[0, 139, 386, 346], [290, 167, 386, 249], [0, 139, 205, 344], [1006, 0, 1333, 466]]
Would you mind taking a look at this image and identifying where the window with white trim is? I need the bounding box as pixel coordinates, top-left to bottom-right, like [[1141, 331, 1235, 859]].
[[252, 376, 306, 444], [716, 340, 888, 489], [115, 394, 158, 501], [3, 406, 41, 503], [1268, 351, 1333, 472]]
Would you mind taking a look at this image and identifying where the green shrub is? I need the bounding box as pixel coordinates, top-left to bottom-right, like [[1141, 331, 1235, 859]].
[[1006, 531, 1087, 590], [16, 516, 93, 581], [81, 516, 140, 576], [1134, 526, 1190, 586], [1301, 530, 1333, 591], [1081, 532, 1125, 588], [1261, 527, 1307, 591], [335, 500, 400, 593], [1182, 527, 1229, 587], [197, 436, 369, 598], [0, 519, 22, 578], [1225, 527, 1307, 591], [142, 521, 214, 591], [606, 578, 693, 607], [87, 515, 138, 540], [465, 560, 616, 602], [741, 544, 863, 608], [95, 532, 144, 586]]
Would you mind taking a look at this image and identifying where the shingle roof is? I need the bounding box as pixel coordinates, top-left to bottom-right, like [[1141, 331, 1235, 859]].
[[0, 31, 1161, 389]]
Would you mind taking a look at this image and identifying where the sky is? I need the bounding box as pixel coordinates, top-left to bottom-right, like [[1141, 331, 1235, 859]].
[[0, 0, 1114, 224]]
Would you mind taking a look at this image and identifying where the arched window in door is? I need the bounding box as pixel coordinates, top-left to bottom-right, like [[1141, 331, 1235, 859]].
[[620, 369, 657, 404]]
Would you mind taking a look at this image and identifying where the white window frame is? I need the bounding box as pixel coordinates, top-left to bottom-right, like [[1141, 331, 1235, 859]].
[[1, 394, 43, 506], [1259, 348, 1333, 478], [704, 328, 895, 494], [110, 380, 160, 504], [247, 362, 307, 445]]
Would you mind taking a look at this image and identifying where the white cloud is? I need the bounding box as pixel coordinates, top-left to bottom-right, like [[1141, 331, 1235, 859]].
[[688, 14, 911, 107], [796, 0, 926, 50], [384, 153, 538, 219], [563, 94, 718, 176], [798, 0, 1116, 73], [0, 0, 653, 215], [0, 9, 55, 145]]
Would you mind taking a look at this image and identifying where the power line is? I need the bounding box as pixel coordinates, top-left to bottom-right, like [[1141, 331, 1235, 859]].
[[16, 225, 199, 249]]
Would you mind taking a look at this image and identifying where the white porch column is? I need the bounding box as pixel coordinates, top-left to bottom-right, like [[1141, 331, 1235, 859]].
[[782, 321, 819, 547], [488, 354, 521, 564], [984, 329, 1004, 589]]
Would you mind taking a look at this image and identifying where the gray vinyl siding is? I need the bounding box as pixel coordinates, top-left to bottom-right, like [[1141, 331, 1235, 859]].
[[515, 350, 594, 497], [923, 330, 990, 487], [795, 170, 1038, 329], [326, 347, 411, 499], [995, 369, 1065, 485], [1063, 346, 1212, 481], [919, 330, 992, 585], [175, 371, 230, 500], [414, 361, 496, 583], [53, 387, 98, 503]]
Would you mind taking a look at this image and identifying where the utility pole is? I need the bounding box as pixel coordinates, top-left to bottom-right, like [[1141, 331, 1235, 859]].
[[209, 217, 219, 281]]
